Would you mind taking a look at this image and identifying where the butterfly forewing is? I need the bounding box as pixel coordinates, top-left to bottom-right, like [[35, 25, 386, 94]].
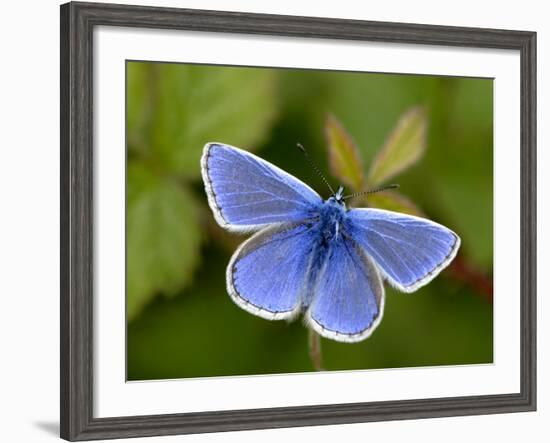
[[201, 143, 322, 231]]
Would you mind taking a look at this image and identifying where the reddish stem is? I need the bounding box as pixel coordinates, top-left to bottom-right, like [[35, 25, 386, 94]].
[[448, 255, 493, 302]]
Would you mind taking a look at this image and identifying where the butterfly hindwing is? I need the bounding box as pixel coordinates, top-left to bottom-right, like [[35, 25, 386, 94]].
[[346, 208, 460, 292], [306, 237, 385, 342], [226, 222, 316, 320], [201, 143, 322, 231]]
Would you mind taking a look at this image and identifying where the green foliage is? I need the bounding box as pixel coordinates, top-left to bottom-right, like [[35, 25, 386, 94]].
[[126, 63, 494, 380], [314, 72, 438, 167], [325, 111, 425, 216], [126, 62, 278, 318], [127, 63, 277, 178], [366, 190, 424, 217], [127, 163, 202, 320], [367, 106, 427, 186], [326, 113, 364, 190]]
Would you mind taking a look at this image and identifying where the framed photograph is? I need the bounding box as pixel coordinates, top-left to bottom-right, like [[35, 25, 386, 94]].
[[60, 1, 536, 440]]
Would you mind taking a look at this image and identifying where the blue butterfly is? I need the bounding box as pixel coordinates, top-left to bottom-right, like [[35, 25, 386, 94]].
[[201, 142, 460, 343]]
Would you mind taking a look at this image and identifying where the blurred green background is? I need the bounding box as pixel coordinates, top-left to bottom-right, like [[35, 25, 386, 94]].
[[126, 61, 493, 380]]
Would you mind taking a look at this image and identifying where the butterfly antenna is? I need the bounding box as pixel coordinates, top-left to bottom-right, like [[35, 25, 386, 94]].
[[296, 143, 335, 194], [343, 184, 400, 200]]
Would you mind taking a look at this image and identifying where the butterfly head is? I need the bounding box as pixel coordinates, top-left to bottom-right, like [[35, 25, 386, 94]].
[[327, 185, 346, 209], [334, 186, 345, 204]]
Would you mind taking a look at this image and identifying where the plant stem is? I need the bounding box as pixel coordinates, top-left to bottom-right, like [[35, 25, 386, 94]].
[[449, 255, 493, 302], [308, 328, 324, 371]]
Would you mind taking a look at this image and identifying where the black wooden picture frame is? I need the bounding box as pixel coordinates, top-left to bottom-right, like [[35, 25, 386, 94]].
[[60, 2, 536, 441]]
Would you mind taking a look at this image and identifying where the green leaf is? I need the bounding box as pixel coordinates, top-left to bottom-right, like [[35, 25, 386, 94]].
[[325, 114, 364, 191], [368, 106, 428, 186], [127, 162, 202, 320], [127, 62, 278, 178], [358, 190, 424, 217]]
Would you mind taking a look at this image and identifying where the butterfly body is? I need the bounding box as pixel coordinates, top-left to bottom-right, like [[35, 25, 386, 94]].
[[201, 142, 460, 343], [314, 197, 345, 240], [293, 198, 346, 307]]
